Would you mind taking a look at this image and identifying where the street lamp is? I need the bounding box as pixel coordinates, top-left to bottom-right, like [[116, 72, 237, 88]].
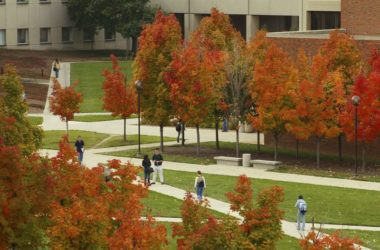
[[351, 95, 360, 176], [135, 80, 142, 156]]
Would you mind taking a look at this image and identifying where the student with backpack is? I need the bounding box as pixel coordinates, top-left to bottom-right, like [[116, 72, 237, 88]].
[[295, 195, 307, 231], [142, 155, 152, 186], [194, 171, 206, 201], [176, 119, 182, 143]]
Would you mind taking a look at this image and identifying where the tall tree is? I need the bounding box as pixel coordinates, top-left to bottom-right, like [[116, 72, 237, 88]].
[[49, 79, 83, 134], [0, 64, 42, 155], [248, 43, 297, 161], [103, 55, 137, 141], [286, 53, 346, 167], [339, 50, 380, 170], [133, 10, 182, 151], [319, 30, 363, 161], [165, 45, 226, 154]]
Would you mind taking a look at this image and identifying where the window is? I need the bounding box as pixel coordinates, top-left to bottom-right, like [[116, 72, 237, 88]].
[[17, 0, 28, 4], [17, 28, 28, 44], [310, 11, 341, 30], [62, 27, 72, 43], [259, 16, 299, 32], [83, 29, 94, 42], [0, 30, 5, 46], [39, 0, 51, 3], [104, 29, 115, 41], [0, 0, 5, 5], [40, 28, 50, 43]]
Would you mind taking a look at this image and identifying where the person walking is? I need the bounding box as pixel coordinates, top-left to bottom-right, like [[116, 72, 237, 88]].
[[142, 155, 152, 186], [295, 195, 307, 231], [176, 119, 182, 143], [74, 136, 85, 165], [194, 171, 206, 201], [53, 58, 60, 78], [152, 148, 164, 184]]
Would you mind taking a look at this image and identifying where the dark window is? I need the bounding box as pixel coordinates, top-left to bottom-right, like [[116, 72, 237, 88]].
[[83, 29, 94, 42], [259, 16, 299, 32], [17, 29, 28, 44], [230, 15, 246, 39], [0, 30, 5, 46], [104, 29, 115, 41], [40, 28, 50, 43], [310, 11, 340, 30], [62, 27, 72, 42], [174, 13, 185, 39]]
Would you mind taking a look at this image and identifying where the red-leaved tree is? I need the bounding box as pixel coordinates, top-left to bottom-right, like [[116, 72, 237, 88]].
[[339, 50, 380, 170], [299, 230, 361, 250], [49, 79, 83, 134], [103, 54, 137, 141]]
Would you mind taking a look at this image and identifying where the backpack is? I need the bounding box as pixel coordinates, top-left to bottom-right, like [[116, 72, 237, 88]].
[[197, 177, 205, 188], [300, 202, 307, 214], [176, 123, 181, 132]]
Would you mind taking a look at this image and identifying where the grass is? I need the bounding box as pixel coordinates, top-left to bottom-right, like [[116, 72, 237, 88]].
[[28, 116, 43, 126], [104, 146, 216, 165], [142, 191, 184, 218], [163, 170, 380, 227], [73, 114, 138, 122], [273, 165, 380, 182], [71, 61, 132, 113], [324, 229, 380, 250], [96, 135, 177, 148], [42, 130, 109, 150]]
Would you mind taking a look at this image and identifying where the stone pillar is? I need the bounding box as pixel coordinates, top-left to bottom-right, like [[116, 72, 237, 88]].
[[242, 154, 251, 168], [246, 15, 259, 42]]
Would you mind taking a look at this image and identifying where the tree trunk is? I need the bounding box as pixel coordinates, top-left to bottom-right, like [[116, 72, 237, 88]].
[[131, 36, 138, 57], [257, 130, 261, 153], [181, 123, 185, 146], [123, 117, 127, 142], [338, 133, 343, 163], [236, 128, 240, 157], [196, 124, 200, 155], [316, 136, 320, 168], [160, 123, 164, 152], [66, 119, 69, 136], [215, 117, 220, 150], [274, 133, 278, 161], [361, 144, 366, 172], [296, 139, 299, 160]]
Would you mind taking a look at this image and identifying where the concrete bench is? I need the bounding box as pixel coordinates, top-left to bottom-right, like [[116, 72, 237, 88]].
[[250, 160, 282, 170], [214, 156, 242, 166]]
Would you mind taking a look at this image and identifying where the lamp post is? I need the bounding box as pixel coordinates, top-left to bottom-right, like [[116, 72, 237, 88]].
[[351, 95, 360, 176], [135, 80, 142, 156]]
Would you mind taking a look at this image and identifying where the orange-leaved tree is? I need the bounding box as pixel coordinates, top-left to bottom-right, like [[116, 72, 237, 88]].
[[299, 230, 361, 250], [339, 50, 380, 170], [133, 10, 182, 151], [103, 54, 137, 141], [165, 45, 226, 154], [172, 192, 252, 250], [286, 52, 346, 167], [47, 136, 167, 249], [248, 43, 297, 160], [226, 175, 284, 249], [319, 30, 363, 161], [49, 78, 83, 134]]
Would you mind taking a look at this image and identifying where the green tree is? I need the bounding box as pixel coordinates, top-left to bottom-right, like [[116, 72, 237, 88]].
[[133, 11, 182, 151], [0, 64, 42, 155]]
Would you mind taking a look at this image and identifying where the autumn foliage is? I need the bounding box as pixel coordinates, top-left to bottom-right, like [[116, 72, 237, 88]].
[[299, 230, 361, 250], [173, 175, 284, 250], [49, 78, 83, 133]]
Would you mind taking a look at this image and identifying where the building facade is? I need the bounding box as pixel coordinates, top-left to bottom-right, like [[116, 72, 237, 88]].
[[0, 0, 379, 51]]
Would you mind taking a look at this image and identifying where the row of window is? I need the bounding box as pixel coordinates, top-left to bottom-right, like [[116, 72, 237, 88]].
[[0, 0, 67, 4], [0, 28, 116, 46]]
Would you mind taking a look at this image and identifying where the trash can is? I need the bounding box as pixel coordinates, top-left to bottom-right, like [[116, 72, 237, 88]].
[[242, 153, 251, 168]]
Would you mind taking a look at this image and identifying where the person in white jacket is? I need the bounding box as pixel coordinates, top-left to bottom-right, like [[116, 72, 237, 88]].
[[295, 195, 307, 231], [194, 171, 206, 201]]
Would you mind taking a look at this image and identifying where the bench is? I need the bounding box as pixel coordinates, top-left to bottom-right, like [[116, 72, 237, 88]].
[[214, 156, 242, 166], [250, 160, 282, 170]]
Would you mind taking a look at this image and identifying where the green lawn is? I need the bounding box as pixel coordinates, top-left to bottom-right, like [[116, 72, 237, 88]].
[[104, 146, 216, 165], [42, 130, 109, 150], [163, 170, 380, 227], [28, 116, 43, 126], [324, 229, 380, 250], [142, 191, 184, 218], [74, 115, 122, 122], [71, 61, 132, 113], [96, 135, 176, 148]]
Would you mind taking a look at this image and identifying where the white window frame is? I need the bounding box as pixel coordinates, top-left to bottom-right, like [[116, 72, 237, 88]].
[[17, 28, 29, 45]]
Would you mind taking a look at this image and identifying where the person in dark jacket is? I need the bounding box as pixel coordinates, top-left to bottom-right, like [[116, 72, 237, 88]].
[[142, 155, 152, 186], [152, 148, 164, 184], [74, 135, 84, 165]]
